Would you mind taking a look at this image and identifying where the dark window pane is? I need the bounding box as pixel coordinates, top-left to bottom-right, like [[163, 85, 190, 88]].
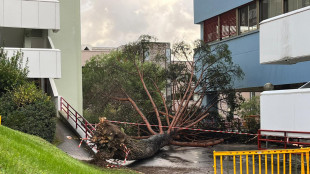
[[260, 0, 282, 20], [204, 16, 219, 43], [220, 10, 237, 39], [302, 0, 310, 7], [260, 0, 269, 21], [239, 6, 249, 33], [249, 3, 257, 31], [286, 0, 299, 12]]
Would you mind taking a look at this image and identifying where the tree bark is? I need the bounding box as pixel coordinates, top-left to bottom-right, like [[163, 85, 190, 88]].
[[91, 118, 224, 163]]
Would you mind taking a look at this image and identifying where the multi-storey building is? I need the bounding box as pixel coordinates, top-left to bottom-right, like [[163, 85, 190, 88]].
[[194, 0, 310, 93], [0, 0, 83, 113], [195, 0, 310, 144]]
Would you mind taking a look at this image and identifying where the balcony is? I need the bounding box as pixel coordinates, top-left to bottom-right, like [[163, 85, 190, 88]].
[[260, 6, 310, 64], [4, 48, 61, 78], [0, 0, 60, 30]]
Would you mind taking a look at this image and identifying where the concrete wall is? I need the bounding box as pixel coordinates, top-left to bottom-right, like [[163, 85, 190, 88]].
[[49, 0, 83, 113], [194, 0, 253, 24]]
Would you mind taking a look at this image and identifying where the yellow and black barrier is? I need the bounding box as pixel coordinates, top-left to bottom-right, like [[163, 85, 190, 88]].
[[214, 148, 310, 174], [0, 115, 1, 125]]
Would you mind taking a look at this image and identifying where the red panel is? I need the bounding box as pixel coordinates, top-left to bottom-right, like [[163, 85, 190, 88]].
[[204, 16, 219, 43], [220, 10, 237, 39]]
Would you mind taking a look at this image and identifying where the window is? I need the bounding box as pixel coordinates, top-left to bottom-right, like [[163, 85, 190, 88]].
[[260, 0, 283, 21], [204, 16, 219, 43], [285, 0, 310, 12], [220, 10, 237, 39], [239, 2, 258, 34]]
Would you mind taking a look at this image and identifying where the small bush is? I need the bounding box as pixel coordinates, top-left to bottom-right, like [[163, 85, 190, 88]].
[[0, 49, 28, 96], [238, 96, 260, 134], [0, 83, 56, 142]]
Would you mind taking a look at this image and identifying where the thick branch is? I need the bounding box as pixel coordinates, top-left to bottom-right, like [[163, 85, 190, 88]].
[[110, 96, 157, 135], [153, 82, 170, 126], [135, 64, 164, 134]]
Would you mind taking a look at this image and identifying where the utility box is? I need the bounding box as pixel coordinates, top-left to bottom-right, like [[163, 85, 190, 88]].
[[260, 88, 310, 138]]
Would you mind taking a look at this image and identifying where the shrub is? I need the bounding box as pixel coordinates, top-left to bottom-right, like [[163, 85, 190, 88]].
[[238, 96, 260, 134], [0, 83, 56, 142], [0, 49, 28, 96]]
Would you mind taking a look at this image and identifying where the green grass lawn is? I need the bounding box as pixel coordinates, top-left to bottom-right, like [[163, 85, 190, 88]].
[[0, 125, 136, 174]]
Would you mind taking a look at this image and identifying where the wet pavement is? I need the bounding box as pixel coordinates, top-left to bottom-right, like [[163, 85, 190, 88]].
[[129, 144, 258, 174], [55, 119, 93, 161], [55, 118, 261, 173]]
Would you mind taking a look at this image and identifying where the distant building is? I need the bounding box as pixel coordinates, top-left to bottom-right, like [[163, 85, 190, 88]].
[[81, 46, 114, 66]]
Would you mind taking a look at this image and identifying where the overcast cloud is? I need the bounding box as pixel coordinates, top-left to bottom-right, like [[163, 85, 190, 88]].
[[81, 0, 200, 47]]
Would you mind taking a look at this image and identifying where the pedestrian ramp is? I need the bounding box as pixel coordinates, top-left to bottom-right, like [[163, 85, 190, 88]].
[[58, 97, 97, 153], [214, 148, 310, 174]]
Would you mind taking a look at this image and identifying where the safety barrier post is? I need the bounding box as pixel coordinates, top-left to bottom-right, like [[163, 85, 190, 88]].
[[214, 151, 217, 174], [85, 121, 88, 139], [66, 102, 69, 120], [258, 130, 261, 149], [75, 112, 78, 129], [214, 148, 310, 174], [0, 115, 1, 125]]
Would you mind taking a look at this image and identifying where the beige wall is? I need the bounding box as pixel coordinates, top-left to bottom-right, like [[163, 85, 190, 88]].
[[49, 0, 83, 113]]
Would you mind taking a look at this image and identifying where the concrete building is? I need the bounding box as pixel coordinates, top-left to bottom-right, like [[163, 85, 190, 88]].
[[0, 0, 83, 113], [81, 46, 114, 66], [194, 0, 310, 145], [194, 0, 310, 93]]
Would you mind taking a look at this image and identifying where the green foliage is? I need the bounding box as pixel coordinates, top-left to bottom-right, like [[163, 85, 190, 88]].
[[0, 126, 134, 174], [83, 48, 167, 134], [0, 82, 56, 142], [238, 96, 260, 133], [83, 36, 244, 135], [0, 49, 28, 96]]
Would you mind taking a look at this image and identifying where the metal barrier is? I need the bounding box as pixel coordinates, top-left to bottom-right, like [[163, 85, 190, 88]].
[[59, 97, 95, 139], [258, 129, 310, 149], [214, 148, 310, 174]]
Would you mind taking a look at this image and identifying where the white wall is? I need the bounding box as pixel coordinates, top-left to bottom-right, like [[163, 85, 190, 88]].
[[4, 48, 61, 78], [261, 88, 310, 138], [0, 0, 60, 30], [260, 6, 310, 64]]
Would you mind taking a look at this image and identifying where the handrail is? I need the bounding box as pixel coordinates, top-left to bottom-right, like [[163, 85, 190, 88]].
[[258, 129, 310, 149], [60, 97, 95, 138]]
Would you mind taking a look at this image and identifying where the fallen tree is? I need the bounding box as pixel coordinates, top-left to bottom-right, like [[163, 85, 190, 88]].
[[89, 36, 243, 162], [91, 117, 223, 165]]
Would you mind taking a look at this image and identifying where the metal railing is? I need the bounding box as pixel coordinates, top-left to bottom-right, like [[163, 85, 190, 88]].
[[258, 129, 310, 149], [214, 148, 310, 174], [59, 97, 95, 139]]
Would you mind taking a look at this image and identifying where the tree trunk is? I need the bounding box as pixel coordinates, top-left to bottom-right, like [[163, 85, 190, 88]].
[[91, 118, 170, 162], [91, 118, 223, 164]]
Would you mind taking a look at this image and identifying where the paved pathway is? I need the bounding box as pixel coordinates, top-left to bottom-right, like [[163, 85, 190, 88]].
[[55, 119, 93, 161]]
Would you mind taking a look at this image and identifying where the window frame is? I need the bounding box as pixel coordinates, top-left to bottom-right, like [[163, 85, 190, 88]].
[[202, 0, 310, 43]]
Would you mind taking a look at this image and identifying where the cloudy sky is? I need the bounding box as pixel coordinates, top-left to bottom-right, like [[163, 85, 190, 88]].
[[80, 0, 200, 47]]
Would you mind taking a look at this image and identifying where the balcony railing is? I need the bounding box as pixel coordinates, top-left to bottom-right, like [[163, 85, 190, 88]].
[[4, 47, 61, 78], [260, 6, 310, 64], [0, 0, 60, 30]]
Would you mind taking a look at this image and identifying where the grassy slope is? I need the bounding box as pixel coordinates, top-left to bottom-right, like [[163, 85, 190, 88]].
[[0, 126, 135, 174]]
